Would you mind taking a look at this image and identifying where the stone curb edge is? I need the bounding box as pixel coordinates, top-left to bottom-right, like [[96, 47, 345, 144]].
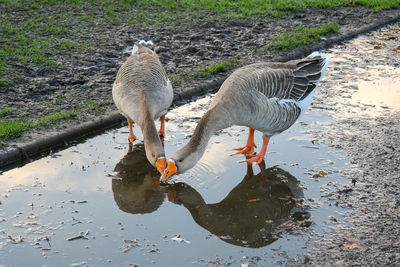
[[1, 13, 399, 169]]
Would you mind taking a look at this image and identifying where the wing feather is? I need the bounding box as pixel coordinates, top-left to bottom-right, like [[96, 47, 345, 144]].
[[234, 54, 328, 101]]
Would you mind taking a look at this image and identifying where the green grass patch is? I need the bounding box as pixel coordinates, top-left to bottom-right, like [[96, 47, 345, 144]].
[[133, 0, 400, 21], [37, 110, 76, 127], [170, 58, 240, 84], [85, 99, 114, 111], [0, 108, 13, 117], [0, 110, 76, 146], [268, 23, 340, 51], [197, 58, 240, 78], [0, 119, 34, 144]]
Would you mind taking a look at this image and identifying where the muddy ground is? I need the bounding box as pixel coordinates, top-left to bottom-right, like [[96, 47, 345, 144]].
[[0, 7, 399, 152], [1, 5, 400, 266], [302, 23, 400, 266]]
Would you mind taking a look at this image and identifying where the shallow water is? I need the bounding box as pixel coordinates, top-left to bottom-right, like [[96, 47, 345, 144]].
[[0, 24, 398, 266]]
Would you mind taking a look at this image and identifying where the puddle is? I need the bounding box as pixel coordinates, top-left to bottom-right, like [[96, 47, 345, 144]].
[[0, 24, 399, 265], [354, 76, 400, 109], [0, 97, 347, 265], [323, 25, 400, 118]]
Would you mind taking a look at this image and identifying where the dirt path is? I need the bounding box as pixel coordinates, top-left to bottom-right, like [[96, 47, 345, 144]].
[[304, 24, 400, 266]]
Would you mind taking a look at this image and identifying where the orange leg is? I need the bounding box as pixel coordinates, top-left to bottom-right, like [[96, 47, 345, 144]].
[[241, 137, 270, 165], [158, 115, 166, 139], [127, 119, 137, 143], [232, 128, 257, 155]]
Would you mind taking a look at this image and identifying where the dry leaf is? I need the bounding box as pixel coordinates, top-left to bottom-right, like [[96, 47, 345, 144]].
[[313, 171, 328, 178], [362, 207, 367, 214], [343, 241, 362, 249]]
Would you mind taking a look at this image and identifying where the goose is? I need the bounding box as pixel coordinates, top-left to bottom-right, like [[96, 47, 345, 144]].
[[162, 52, 329, 181], [112, 40, 173, 174]]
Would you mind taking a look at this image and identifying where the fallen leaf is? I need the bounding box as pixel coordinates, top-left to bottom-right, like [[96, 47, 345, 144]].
[[362, 207, 367, 214], [343, 241, 362, 249], [247, 198, 260, 203], [312, 171, 328, 178]]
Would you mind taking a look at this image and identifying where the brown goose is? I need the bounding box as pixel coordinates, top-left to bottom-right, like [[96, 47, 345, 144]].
[[112, 40, 173, 174], [162, 52, 329, 181]]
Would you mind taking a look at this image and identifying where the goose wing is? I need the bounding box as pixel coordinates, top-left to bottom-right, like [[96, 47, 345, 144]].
[[235, 53, 328, 101], [113, 45, 173, 122], [115, 49, 169, 90]]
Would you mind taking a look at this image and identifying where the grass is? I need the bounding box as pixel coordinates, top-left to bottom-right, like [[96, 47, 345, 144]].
[[267, 23, 340, 51], [0, 110, 76, 147], [169, 58, 240, 86], [133, 0, 400, 20], [86, 99, 114, 111], [197, 58, 240, 78], [0, 119, 34, 146], [0, 108, 13, 118], [37, 110, 76, 127]]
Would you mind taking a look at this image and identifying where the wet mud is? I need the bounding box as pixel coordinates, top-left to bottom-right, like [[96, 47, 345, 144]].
[[305, 24, 400, 266]]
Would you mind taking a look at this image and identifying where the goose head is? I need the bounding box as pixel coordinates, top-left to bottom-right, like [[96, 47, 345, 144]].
[[156, 156, 167, 174], [161, 159, 179, 181], [145, 150, 166, 175], [161, 147, 201, 182], [143, 137, 167, 175]]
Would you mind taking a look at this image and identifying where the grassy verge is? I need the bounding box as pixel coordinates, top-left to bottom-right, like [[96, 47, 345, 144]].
[[0, 108, 13, 118], [85, 99, 114, 112], [0, 110, 76, 147], [197, 58, 240, 78], [0, 120, 33, 146], [169, 58, 240, 86], [37, 110, 76, 127], [266, 22, 340, 51], [1, 1, 399, 90]]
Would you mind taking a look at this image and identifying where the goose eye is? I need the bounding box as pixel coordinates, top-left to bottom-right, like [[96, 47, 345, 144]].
[[178, 159, 183, 163]]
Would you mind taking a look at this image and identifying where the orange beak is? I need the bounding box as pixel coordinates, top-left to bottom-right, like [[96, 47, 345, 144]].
[[161, 159, 178, 182], [156, 157, 167, 174]]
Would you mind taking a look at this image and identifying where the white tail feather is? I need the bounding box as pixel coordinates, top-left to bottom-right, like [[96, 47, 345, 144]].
[[131, 40, 154, 55], [298, 51, 330, 113]]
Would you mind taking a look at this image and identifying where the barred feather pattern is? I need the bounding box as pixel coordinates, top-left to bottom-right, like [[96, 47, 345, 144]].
[[228, 56, 327, 102], [113, 45, 173, 125], [115, 50, 169, 95]]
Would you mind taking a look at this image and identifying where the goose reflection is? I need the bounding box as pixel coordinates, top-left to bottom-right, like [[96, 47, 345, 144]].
[[112, 143, 164, 214], [166, 162, 310, 248]]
